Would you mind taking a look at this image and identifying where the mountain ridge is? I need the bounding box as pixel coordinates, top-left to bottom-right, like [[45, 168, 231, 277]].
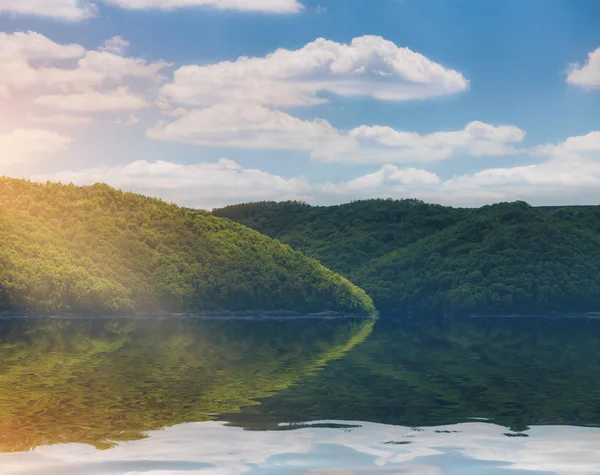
[[214, 199, 600, 317]]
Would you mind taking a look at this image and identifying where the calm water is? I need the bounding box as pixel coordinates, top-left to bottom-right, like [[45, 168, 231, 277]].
[[2, 316, 600, 474]]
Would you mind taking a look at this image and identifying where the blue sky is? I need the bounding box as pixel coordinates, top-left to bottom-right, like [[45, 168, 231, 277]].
[[1, 0, 599, 208]]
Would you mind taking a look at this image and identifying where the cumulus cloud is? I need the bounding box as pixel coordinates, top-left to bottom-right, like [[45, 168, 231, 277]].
[[349, 121, 525, 157], [0, 0, 97, 20], [147, 104, 343, 151], [0, 129, 72, 166], [23, 124, 600, 209], [0, 31, 85, 60], [318, 164, 440, 196], [27, 113, 95, 125], [33, 158, 311, 209], [149, 105, 525, 163], [431, 130, 600, 206], [34, 87, 150, 111], [159, 36, 469, 107], [0, 31, 168, 98], [100, 36, 129, 54], [535, 131, 600, 159], [31, 157, 446, 209], [567, 46, 600, 89]]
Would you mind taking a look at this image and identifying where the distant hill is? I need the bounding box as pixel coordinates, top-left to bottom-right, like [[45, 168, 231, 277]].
[[214, 199, 600, 317], [0, 178, 374, 316]]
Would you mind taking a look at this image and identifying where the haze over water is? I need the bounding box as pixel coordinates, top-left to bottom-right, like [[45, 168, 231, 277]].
[[1, 316, 600, 474]]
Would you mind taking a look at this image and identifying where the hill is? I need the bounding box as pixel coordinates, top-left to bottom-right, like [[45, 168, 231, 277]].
[[214, 199, 600, 317], [214, 199, 467, 275], [0, 178, 374, 315]]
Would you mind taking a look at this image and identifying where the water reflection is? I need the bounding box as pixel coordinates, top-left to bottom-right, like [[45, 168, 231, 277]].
[[226, 317, 600, 432], [3, 315, 600, 473], [2, 420, 600, 474], [0, 317, 374, 452]]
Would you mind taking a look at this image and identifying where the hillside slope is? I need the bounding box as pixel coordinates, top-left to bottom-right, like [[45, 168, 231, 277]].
[[0, 179, 374, 315], [214, 199, 466, 275], [215, 200, 600, 317], [355, 202, 600, 316]]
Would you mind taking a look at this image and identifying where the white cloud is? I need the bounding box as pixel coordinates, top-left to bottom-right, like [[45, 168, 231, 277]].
[[445, 162, 600, 190], [33, 158, 311, 209], [432, 130, 600, 206], [0, 0, 97, 20], [29, 157, 440, 209], [27, 113, 95, 125], [0, 129, 72, 166], [318, 164, 440, 196], [28, 49, 168, 93], [22, 123, 600, 209], [567, 47, 600, 89], [114, 114, 140, 126], [0, 31, 168, 98], [0, 31, 85, 60], [147, 104, 343, 151], [100, 36, 129, 54], [350, 121, 525, 157], [0, 0, 303, 20], [149, 105, 525, 163], [102, 0, 305, 13], [535, 131, 600, 158], [34, 87, 150, 111], [160, 36, 469, 107]]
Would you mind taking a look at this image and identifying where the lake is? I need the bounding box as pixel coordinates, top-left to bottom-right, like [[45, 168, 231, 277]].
[[1, 316, 600, 474]]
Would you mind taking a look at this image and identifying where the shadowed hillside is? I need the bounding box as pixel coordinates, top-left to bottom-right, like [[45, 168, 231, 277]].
[[215, 200, 600, 316]]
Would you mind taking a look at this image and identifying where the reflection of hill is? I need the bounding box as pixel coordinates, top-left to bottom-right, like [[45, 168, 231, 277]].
[[0, 317, 374, 452], [224, 317, 600, 432]]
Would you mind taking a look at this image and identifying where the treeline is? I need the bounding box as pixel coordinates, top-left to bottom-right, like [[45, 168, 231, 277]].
[[215, 199, 600, 317], [0, 178, 375, 315]]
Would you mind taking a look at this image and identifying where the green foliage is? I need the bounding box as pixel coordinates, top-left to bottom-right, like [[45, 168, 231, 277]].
[[0, 178, 374, 315], [214, 199, 464, 275], [215, 199, 600, 316], [0, 317, 375, 451]]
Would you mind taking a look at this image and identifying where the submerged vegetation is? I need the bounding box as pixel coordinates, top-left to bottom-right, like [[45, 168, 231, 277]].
[[215, 200, 600, 317], [0, 178, 374, 315], [0, 317, 374, 452]]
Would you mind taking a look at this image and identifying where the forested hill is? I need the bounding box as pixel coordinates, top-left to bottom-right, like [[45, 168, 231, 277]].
[[0, 179, 375, 316], [214, 200, 466, 275], [214, 200, 600, 317]]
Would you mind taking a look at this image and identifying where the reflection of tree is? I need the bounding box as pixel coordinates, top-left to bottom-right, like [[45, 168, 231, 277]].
[[225, 317, 600, 433], [0, 317, 374, 452]]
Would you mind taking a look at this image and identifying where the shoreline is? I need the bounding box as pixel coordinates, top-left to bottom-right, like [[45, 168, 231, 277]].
[[0, 310, 377, 321]]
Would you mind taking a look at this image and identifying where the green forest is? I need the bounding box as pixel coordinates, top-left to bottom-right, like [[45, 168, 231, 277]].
[[215, 199, 600, 317], [0, 178, 374, 315]]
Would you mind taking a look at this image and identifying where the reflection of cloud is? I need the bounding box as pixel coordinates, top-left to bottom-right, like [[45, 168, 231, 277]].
[[2, 421, 600, 474]]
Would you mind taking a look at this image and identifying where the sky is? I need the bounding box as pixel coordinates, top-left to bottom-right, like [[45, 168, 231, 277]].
[[1, 0, 599, 209]]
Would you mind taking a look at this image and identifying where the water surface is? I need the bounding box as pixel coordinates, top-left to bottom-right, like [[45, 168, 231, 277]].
[[1, 316, 600, 474]]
